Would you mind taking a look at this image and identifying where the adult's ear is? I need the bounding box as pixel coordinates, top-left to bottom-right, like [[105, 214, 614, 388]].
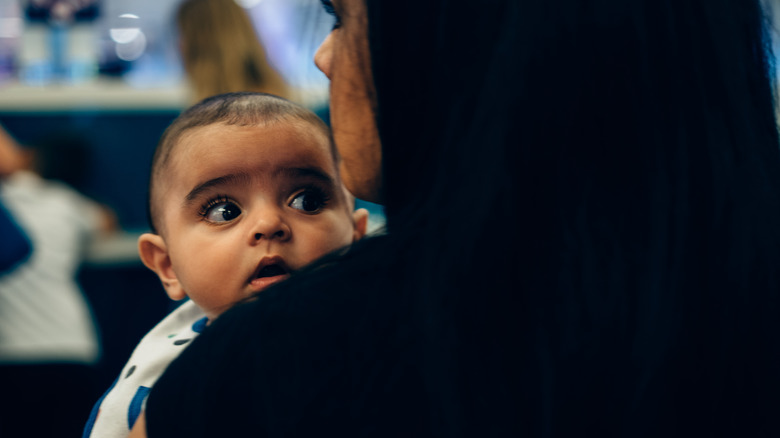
[[352, 208, 369, 242], [138, 233, 186, 301]]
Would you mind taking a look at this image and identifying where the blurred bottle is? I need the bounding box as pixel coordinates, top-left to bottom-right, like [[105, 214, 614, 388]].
[[0, 0, 22, 84], [19, 22, 51, 85], [65, 20, 98, 83]]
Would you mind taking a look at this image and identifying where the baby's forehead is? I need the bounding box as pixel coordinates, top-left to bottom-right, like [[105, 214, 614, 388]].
[[154, 118, 337, 203], [182, 118, 330, 147], [166, 122, 328, 175]]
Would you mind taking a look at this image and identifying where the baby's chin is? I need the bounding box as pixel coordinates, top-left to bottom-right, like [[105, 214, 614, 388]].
[[204, 289, 274, 321], [204, 302, 238, 321]]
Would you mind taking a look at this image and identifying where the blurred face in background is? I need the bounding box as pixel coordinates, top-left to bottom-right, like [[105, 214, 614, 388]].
[[315, 0, 383, 204]]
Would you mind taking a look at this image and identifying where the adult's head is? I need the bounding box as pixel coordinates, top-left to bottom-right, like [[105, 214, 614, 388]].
[[176, 0, 288, 102], [317, 0, 779, 227], [316, 0, 780, 431]]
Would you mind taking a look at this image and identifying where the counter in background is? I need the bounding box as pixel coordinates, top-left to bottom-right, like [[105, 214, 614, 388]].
[[0, 79, 190, 112]]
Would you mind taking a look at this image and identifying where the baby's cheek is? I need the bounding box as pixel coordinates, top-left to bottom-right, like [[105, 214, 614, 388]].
[[184, 258, 230, 292], [330, 221, 358, 250]]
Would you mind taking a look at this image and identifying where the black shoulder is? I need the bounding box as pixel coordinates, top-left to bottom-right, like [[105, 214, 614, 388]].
[[146, 235, 426, 437]]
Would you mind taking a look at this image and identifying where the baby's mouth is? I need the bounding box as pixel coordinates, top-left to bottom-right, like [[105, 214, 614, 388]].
[[249, 257, 291, 291], [255, 264, 287, 278]]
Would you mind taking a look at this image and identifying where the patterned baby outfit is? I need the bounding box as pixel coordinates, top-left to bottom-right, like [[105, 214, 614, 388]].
[[83, 299, 207, 437]]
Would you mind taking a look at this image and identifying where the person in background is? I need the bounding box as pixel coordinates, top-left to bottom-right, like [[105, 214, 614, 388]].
[[83, 92, 368, 438], [0, 124, 115, 437], [176, 0, 289, 104], [137, 0, 780, 436]]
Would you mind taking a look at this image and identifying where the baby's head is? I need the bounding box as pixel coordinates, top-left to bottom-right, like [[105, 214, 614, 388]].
[[139, 92, 368, 319]]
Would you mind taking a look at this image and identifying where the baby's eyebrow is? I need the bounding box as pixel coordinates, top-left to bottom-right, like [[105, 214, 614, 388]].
[[184, 173, 252, 205], [274, 167, 335, 186]]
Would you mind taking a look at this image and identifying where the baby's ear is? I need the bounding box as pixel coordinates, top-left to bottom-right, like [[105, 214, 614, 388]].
[[138, 233, 187, 301], [352, 208, 369, 242]]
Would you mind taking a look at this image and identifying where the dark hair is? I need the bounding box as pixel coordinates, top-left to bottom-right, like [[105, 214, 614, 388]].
[[147, 91, 332, 233], [369, 0, 780, 434], [146, 1, 780, 435]]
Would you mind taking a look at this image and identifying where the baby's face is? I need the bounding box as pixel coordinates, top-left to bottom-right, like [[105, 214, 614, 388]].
[[156, 121, 359, 319]]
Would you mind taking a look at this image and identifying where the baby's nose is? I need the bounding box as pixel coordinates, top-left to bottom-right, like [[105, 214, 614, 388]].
[[247, 210, 291, 244]]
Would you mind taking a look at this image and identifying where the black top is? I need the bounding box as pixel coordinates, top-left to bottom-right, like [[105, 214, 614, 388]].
[[146, 236, 435, 436]]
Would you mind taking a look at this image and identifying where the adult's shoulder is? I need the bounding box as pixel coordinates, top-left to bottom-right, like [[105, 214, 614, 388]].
[[244, 233, 402, 324]]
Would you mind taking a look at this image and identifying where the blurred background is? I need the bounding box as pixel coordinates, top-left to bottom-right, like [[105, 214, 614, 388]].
[[2, 0, 779, 434], [1, 0, 334, 231], [0, 0, 382, 434]]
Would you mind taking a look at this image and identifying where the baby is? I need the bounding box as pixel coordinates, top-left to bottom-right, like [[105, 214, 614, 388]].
[[84, 92, 368, 437]]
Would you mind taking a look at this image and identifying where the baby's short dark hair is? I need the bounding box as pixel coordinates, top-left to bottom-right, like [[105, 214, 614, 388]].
[[147, 92, 334, 234]]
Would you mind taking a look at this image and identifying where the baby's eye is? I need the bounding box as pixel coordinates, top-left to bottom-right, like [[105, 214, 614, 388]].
[[203, 201, 241, 223], [289, 190, 328, 213]]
